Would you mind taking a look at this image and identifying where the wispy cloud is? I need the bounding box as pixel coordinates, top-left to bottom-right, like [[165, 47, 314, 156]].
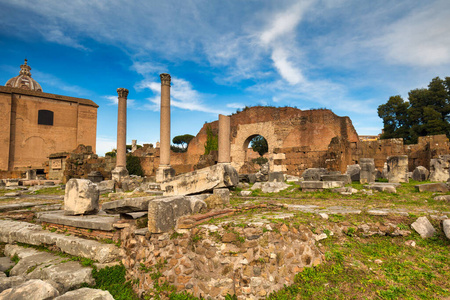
[[103, 95, 135, 107], [136, 77, 229, 115], [96, 136, 116, 156], [32, 70, 92, 97]]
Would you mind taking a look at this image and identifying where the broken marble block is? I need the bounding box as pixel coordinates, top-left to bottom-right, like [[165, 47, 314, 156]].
[[64, 179, 99, 216]]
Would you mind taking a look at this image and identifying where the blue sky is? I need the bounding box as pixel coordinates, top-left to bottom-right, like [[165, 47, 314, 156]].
[[1, 0, 450, 156]]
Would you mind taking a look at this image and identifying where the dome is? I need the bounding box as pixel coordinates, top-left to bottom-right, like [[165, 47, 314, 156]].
[[5, 59, 43, 92]]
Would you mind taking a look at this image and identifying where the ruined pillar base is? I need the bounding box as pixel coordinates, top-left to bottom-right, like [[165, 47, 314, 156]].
[[111, 166, 129, 182], [156, 165, 175, 183]]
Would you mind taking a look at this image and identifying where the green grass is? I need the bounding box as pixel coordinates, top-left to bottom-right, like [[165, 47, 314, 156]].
[[267, 230, 450, 299]]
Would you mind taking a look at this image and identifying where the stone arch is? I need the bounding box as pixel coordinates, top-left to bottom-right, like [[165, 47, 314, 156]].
[[230, 121, 282, 172]]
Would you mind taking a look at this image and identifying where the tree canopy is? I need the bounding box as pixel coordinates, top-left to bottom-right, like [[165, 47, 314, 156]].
[[250, 135, 268, 156], [172, 134, 194, 153], [378, 76, 450, 144]]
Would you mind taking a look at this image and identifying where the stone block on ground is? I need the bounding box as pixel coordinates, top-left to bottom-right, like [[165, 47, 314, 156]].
[[37, 211, 119, 231], [268, 172, 284, 182], [148, 196, 196, 233], [365, 183, 398, 193], [411, 217, 436, 238], [434, 195, 450, 201], [213, 188, 230, 207], [443, 219, 450, 240], [161, 163, 238, 196], [359, 158, 376, 184], [302, 168, 329, 181], [415, 183, 449, 193], [429, 155, 450, 182], [64, 179, 99, 216], [185, 195, 208, 214], [0, 257, 14, 273], [54, 288, 114, 300], [412, 166, 429, 182], [387, 155, 409, 183], [300, 181, 344, 191], [321, 174, 351, 185], [0, 276, 25, 293], [0, 279, 59, 300], [239, 191, 252, 196], [0, 221, 120, 264], [346, 164, 361, 181], [101, 196, 155, 214], [96, 180, 115, 194]]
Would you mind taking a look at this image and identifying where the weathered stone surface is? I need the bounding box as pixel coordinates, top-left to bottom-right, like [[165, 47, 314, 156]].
[[300, 181, 344, 191], [302, 168, 329, 181], [0, 257, 14, 273], [415, 183, 449, 193], [102, 197, 155, 214], [412, 166, 429, 182], [54, 288, 114, 300], [0, 220, 120, 263], [185, 195, 208, 214], [321, 174, 351, 185], [332, 187, 358, 195], [365, 183, 397, 193], [148, 196, 194, 233], [239, 191, 252, 196], [411, 217, 436, 238], [96, 180, 115, 194], [0, 276, 25, 293], [387, 155, 409, 183], [10, 253, 63, 277], [213, 188, 230, 206], [64, 179, 99, 216], [27, 261, 94, 293], [257, 182, 289, 193], [0, 279, 59, 300], [268, 172, 284, 182], [429, 155, 450, 182], [162, 164, 238, 196], [434, 195, 450, 201], [443, 219, 450, 240], [38, 211, 119, 231], [359, 158, 376, 184]]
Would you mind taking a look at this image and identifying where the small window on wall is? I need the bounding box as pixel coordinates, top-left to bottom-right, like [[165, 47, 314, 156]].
[[38, 110, 54, 126]]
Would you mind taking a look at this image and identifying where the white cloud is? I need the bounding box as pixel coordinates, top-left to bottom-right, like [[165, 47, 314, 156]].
[[372, 0, 450, 66], [136, 77, 229, 115], [103, 95, 135, 107], [96, 136, 116, 156], [226, 102, 245, 109], [271, 47, 306, 85], [32, 70, 92, 97], [260, 0, 314, 45]]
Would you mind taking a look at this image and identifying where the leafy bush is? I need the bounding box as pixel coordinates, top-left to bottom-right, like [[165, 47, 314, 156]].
[[126, 154, 144, 176]]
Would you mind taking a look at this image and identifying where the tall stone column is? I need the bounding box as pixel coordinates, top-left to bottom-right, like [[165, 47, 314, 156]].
[[156, 74, 175, 182], [218, 114, 231, 163], [112, 88, 129, 182]]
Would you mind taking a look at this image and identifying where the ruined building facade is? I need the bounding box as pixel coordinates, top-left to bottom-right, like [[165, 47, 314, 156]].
[[0, 60, 98, 177]]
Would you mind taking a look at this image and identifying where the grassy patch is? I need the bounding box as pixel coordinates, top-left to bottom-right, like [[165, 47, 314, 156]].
[[267, 231, 450, 299]]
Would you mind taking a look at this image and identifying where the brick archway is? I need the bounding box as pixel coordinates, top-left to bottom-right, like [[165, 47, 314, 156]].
[[230, 121, 282, 173]]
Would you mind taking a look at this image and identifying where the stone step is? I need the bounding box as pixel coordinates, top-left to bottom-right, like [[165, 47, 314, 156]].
[[37, 211, 119, 231], [1, 244, 96, 295], [0, 219, 121, 263]]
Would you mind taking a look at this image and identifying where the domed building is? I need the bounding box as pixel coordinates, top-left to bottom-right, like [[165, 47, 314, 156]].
[[5, 59, 43, 92], [0, 60, 98, 177]]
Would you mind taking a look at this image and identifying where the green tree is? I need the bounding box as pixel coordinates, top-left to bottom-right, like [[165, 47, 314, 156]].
[[204, 126, 218, 155], [250, 135, 268, 156], [378, 76, 450, 144], [126, 155, 144, 176], [172, 134, 194, 152]]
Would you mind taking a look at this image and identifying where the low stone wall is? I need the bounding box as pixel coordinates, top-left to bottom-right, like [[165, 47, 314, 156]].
[[119, 220, 322, 299]]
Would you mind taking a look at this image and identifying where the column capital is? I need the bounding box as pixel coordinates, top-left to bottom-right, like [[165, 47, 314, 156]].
[[160, 73, 171, 86], [117, 88, 129, 98]]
